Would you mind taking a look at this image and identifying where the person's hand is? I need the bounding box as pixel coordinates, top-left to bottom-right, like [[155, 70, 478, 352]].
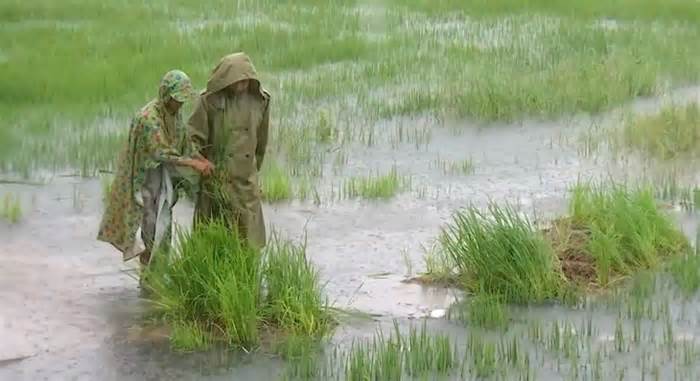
[[188, 158, 214, 176]]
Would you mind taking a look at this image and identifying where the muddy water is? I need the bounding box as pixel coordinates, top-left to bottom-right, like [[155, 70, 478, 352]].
[[2, 88, 700, 380]]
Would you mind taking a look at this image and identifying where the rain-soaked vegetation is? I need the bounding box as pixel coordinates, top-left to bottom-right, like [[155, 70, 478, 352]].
[[4, 0, 700, 380], [144, 222, 334, 352]]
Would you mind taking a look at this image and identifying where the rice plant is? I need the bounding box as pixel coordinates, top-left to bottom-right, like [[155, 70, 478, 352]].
[[169, 320, 212, 353], [1, 193, 22, 224], [5, 0, 700, 176], [669, 253, 700, 296], [143, 221, 333, 352], [262, 235, 334, 337], [341, 166, 410, 200], [468, 334, 499, 378], [569, 183, 690, 285], [448, 294, 510, 329], [620, 103, 700, 160], [432, 155, 475, 176], [440, 202, 562, 303], [278, 335, 324, 380], [418, 243, 460, 286], [144, 221, 262, 350], [260, 161, 293, 202], [343, 321, 459, 380]]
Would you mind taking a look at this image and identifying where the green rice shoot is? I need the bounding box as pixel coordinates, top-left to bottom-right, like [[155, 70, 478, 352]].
[[1, 193, 22, 224], [342, 166, 410, 200], [439, 202, 563, 303], [260, 161, 293, 202], [620, 102, 700, 160], [143, 221, 333, 352], [569, 183, 690, 285]]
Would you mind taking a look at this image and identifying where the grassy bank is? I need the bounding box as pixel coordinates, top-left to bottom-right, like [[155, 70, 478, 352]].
[[143, 221, 334, 352], [422, 184, 690, 303], [3, 0, 700, 178]]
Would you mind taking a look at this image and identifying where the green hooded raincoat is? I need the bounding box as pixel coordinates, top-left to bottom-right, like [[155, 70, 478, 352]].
[[188, 52, 270, 248]]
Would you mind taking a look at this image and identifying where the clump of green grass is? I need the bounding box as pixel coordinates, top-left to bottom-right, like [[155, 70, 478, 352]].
[[1, 193, 22, 224], [143, 221, 333, 352], [418, 243, 460, 286], [278, 335, 325, 380], [342, 166, 410, 200], [620, 103, 700, 160], [467, 334, 499, 378], [145, 221, 262, 349], [263, 236, 333, 337], [344, 321, 459, 380], [430, 183, 688, 303], [440, 202, 563, 303], [569, 183, 690, 286], [449, 294, 510, 329], [432, 155, 475, 176], [260, 161, 293, 202], [169, 320, 212, 353], [669, 254, 700, 296]]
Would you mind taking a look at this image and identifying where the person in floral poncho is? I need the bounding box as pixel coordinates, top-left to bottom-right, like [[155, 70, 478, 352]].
[[98, 70, 213, 268]]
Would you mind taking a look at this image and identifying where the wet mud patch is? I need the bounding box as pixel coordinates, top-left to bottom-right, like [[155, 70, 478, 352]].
[[544, 218, 599, 288]]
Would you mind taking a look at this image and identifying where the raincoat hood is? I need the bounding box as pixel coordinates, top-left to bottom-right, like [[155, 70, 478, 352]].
[[205, 52, 262, 96], [159, 69, 195, 103]]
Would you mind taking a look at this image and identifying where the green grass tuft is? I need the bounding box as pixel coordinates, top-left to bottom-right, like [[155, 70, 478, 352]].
[[432, 183, 689, 303], [669, 254, 700, 296], [169, 320, 212, 353], [143, 221, 333, 352], [620, 103, 700, 160], [569, 183, 690, 285], [1, 193, 22, 224], [342, 166, 410, 200], [263, 235, 334, 337], [344, 321, 458, 380], [260, 161, 293, 203], [440, 202, 562, 303], [449, 294, 510, 330]]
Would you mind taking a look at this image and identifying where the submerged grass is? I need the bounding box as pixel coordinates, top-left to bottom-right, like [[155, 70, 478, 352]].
[[260, 161, 293, 203], [341, 166, 410, 200], [143, 221, 333, 352], [5, 0, 700, 176], [344, 321, 458, 380], [620, 102, 700, 160], [669, 253, 700, 296], [1, 193, 22, 224], [448, 294, 510, 330]]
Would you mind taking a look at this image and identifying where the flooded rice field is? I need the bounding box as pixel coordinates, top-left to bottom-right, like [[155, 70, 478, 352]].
[[3, 87, 700, 380], [4, 0, 700, 379]]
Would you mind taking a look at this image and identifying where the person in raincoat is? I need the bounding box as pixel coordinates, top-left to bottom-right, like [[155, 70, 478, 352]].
[[188, 52, 270, 249], [98, 69, 214, 268]]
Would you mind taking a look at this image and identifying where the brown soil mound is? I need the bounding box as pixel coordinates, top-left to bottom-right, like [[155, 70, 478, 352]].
[[543, 218, 598, 288]]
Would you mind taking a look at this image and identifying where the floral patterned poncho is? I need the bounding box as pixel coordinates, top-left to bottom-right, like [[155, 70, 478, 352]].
[[97, 70, 195, 260]]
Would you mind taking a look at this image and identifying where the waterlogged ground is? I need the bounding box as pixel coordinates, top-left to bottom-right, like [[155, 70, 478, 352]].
[[3, 89, 700, 380]]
